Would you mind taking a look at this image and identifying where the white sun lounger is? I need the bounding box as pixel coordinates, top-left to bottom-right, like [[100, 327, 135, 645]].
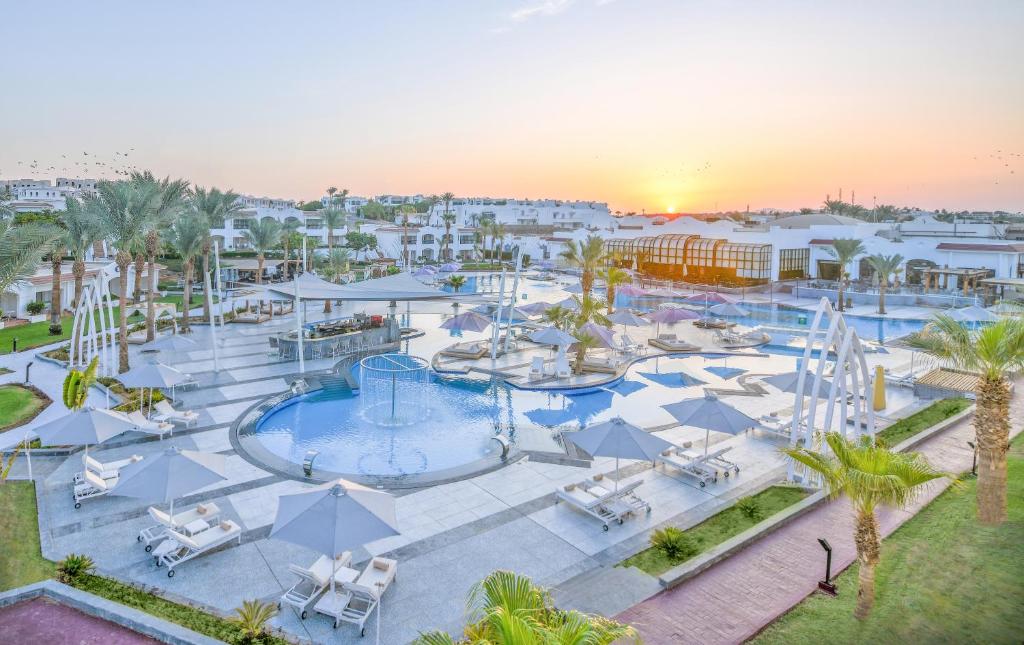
[[655, 449, 719, 487], [128, 411, 174, 439], [138, 502, 221, 551], [335, 557, 397, 635], [556, 483, 628, 531], [555, 355, 572, 379], [152, 400, 200, 428], [583, 478, 651, 516], [73, 453, 143, 485], [73, 469, 118, 508], [155, 519, 242, 577], [280, 552, 352, 619], [528, 356, 546, 381]]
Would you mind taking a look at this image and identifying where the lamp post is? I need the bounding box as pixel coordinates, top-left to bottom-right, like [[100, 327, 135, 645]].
[[817, 538, 837, 596]]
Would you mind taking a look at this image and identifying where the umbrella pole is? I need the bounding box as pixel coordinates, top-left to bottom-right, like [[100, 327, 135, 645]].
[[615, 455, 619, 492], [704, 429, 710, 461], [169, 498, 174, 517]]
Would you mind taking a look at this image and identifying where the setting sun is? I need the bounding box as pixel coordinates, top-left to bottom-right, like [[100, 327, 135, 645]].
[[666, 205, 676, 214]]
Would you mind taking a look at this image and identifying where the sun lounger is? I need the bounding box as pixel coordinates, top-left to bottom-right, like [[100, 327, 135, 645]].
[[154, 519, 242, 577], [555, 355, 572, 379], [73, 453, 143, 485], [280, 552, 352, 619], [555, 482, 629, 531], [582, 477, 651, 516], [152, 400, 200, 428], [648, 334, 701, 352], [128, 411, 174, 439], [581, 355, 618, 373], [138, 502, 222, 551], [655, 448, 718, 487], [73, 469, 117, 508], [440, 342, 488, 359], [319, 557, 397, 634], [528, 356, 546, 381]]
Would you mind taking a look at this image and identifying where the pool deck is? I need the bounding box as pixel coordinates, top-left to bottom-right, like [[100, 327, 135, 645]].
[[0, 292, 941, 644]]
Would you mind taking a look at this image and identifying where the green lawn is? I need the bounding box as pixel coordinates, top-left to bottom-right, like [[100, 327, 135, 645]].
[[621, 485, 810, 576], [155, 293, 218, 309], [877, 398, 972, 447], [0, 307, 143, 356], [753, 436, 1024, 645], [0, 481, 55, 590], [0, 385, 48, 432]]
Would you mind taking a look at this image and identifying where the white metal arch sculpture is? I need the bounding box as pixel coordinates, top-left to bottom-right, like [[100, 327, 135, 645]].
[[788, 297, 876, 481], [68, 269, 119, 377]]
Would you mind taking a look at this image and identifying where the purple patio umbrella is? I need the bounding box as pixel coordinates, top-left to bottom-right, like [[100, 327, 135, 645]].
[[441, 311, 492, 332], [648, 307, 700, 335], [684, 291, 739, 317], [520, 301, 556, 316], [578, 321, 617, 349], [412, 267, 435, 278], [617, 284, 647, 297], [439, 262, 461, 272]]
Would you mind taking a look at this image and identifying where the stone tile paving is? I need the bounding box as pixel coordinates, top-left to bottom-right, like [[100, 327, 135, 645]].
[[615, 385, 1022, 645]]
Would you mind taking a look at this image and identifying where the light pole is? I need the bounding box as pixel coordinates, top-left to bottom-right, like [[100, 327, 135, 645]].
[[817, 538, 837, 596], [967, 441, 977, 476]]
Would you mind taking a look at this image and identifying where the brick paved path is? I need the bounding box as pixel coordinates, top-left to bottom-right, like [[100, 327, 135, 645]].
[[616, 389, 1022, 645]]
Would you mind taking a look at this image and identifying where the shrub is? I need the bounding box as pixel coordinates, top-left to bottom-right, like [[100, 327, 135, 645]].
[[650, 526, 698, 561], [57, 553, 95, 583], [230, 599, 277, 643], [736, 495, 764, 521], [48, 323, 63, 336], [26, 301, 45, 315]]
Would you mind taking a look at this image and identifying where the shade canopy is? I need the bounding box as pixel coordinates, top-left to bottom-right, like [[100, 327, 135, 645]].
[[564, 283, 586, 294], [763, 370, 835, 398], [140, 334, 197, 353], [471, 304, 533, 320], [412, 267, 435, 278], [648, 307, 700, 323], [519, 301, 556, 316], [269, 271, 452, 301], [270, 478, 400, 559], [661, 392, 758, 436], [111, 447, 226, 504], [439, 263, 461, 272], [441, 311, 492, 332], [616, 285, 647, 297], [607, 310, 650, 327], [33, 408, 137, 448], [529, 326, 578, 347], [578, 321, 616, 349], [683, 292, 738, 306], [709, 303, 750, 317], [118, 362, 189, 389], [566, 417, 673, 462], [948, 305, 999, 322], [555, 296, 581, 311]]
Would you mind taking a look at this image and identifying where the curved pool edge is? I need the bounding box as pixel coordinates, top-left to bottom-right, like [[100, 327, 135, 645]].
[[229, 384, 525, 490]]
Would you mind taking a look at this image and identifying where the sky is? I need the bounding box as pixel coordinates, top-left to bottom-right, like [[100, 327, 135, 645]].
[[1, 0, 1022, 213]]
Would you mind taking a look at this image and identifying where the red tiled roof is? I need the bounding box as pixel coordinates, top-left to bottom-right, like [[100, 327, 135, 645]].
[[935, 242, 1024, 252]]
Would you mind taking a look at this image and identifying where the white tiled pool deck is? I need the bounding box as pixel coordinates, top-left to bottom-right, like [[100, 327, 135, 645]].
[[1, 284, 943, 644]]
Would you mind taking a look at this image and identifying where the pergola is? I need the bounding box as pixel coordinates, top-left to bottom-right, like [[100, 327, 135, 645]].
[[921, 267, 990, 296], [979, 276, 1024, 301]]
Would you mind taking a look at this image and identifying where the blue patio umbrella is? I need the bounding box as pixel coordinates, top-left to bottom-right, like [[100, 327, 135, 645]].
[[439, 262, 461, 272], [565, 417, 673, 490], [440, 311, 492, 332], [763, 370, 835, 398], [662, 391, 759, 460], [948, 305, 999, 323], [520, 301, 556, 316], [608, 380, 648, 397], [638, 370, 707, 388]]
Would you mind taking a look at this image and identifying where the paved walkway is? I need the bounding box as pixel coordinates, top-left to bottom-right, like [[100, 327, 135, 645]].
[[616, 386, 1023, 644]]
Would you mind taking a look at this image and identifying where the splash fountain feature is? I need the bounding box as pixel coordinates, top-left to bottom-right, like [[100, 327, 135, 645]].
[[358, 353, 431, 426]]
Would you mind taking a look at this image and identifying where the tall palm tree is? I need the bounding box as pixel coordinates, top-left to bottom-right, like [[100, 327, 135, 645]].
[[874, 204, 898, 222], [396, 204, 416, 270], [864, 253, 904, 314], [569, 295, 610, 374], [325, 186, 337, 204], [321, 206, 346, 313], [191, 187, 242, 322], [47, 233, 67, 330], [334, 188, 349, 211], [491, 223, 506, 266], [279, 219, 302, 277], [827, 238, 866, 311], [783, 433, 949, 619], [163, 215, 207, 333], [560, 235, 606, 295], [0, 219, 59, 297], [132, 171, 189, 341], [425, 194, 440, 226], [93, 179, 162, 372], [905, 316, 1024, 525], [61, 197, 102, 310], [242, 219, 283, 285], [439, 192, 456, 260], [822, 199, 848, 214], [317, 248, 350, 283], [446, 275, 467, 292], [845, 204, 867, 220], [413, 570, 636, 645], [599, 265, 631, 314]]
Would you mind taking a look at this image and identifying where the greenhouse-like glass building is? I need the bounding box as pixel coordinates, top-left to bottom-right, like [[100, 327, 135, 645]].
[[605, 234, 773, 286]]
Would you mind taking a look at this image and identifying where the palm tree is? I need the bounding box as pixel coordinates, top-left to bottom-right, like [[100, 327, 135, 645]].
[[599, 265, 630, 314], [560, 236, 606, 296], [439, 192, 456, 259], [542, 305, 573, 332], [47, 234, 66, 330], [425, 194, 440, 226], [413, 570, 636, 645], [446, 275, 467, 292], [827, 238, 865, 311], [279, 219, 302, 277], [904, 316, 1024, 525], [822, 199, 848, 214], [132, 172, 189, 341], [61, 197, 102, 310], [569, 295, 610, 374], [93, 179, 162, 372], [325, 186, 337, 204], [317, 248, 351, 283], [242, 219, 283, 285], [190, 187, 243, 322], [845, 204, 867, 219], [0, 219, 59, 297], [163, 215, 207, 333], [491, 223, 506, 266], [783, 433, 949, 619], [865, 254, 904, 314], [874, 204, 898, 222], [397, 204, 416, 270], [334, 188, 349, 210]]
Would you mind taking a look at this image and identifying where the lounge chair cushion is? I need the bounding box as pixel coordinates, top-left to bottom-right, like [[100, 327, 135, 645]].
[[372, 558, 389, 571], [308, 555, 335, 587], [197, 504, 209, 515], [219, 520, 232, 531], [562, 487, 600, 508]]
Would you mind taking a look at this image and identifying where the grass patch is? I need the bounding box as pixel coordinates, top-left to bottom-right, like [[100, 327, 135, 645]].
[[0, 385, 49, 432], [155, 294, 218, 309], [0, 482, 55, 590], [621, 485, 811, 576], [753, 435, 1024, 644], [0, 307, 143, 356], [877, 398, 972, 447]]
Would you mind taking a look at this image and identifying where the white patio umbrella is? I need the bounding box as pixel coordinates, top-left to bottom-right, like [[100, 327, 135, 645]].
[[565, 417, 673, 491], [118, 361, 190, 419], [519, 301, 556, 316], [948, 305, 999, 323], [529, 326, 578, 347], [661, 391, 759, 460], [708, 303, 750, 317], [270, 478, 400, 634], [607, 310, 649, 337], [441, 311, 492, 332], [140, 334, 197, 353], [110, 446, 227, 519], [763, 370, 835, 398], [33, 407, 138, 459]]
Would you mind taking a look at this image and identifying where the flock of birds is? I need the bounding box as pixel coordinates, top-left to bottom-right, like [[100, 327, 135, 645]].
[[9, 149, 140, 178], [971, 149, 1020, 185]]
